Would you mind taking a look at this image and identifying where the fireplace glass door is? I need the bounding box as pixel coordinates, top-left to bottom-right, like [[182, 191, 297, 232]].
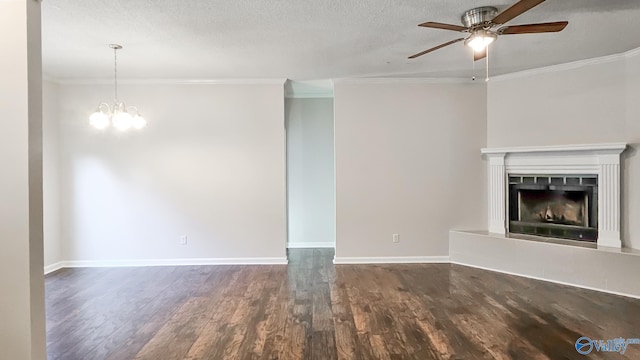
[[508, 175, 597, 241]]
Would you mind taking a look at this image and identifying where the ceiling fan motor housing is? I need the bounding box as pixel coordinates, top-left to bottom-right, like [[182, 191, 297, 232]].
[[461, 6, 498, 29]]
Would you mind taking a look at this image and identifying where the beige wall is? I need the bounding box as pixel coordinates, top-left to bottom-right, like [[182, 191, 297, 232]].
[[56, 82, 287, 262], [285, 97, 335, 247], [43, 80, 62, 269], [487, 52, 640, 249], [0, 0, 46, 358], [334, 81, 487, 259]]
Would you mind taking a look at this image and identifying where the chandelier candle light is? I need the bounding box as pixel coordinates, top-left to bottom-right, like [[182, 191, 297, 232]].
[[89, 44, 147, 131]]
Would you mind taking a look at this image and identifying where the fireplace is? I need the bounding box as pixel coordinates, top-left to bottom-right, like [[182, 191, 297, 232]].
[[508, 175, 597, 242], [481, 143, 626, 248]]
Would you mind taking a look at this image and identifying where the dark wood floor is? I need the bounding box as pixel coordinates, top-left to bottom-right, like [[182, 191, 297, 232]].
[[46, 249, 640, 359]]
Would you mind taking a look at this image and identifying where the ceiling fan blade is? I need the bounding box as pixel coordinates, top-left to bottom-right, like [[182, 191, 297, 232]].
[[491, 0, 546, 25], [498, 21, 568, 34], [408, 38, 465, 59], [474, 48, 487, 61], [418, 22, 468, 32]]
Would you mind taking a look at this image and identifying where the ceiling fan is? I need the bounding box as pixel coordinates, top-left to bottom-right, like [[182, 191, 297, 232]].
[[409, 0, 568, 61]]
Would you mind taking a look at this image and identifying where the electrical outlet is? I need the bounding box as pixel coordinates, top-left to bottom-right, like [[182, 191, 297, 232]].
[[179, 235, 187, 245], [392, 233, 399, 243]]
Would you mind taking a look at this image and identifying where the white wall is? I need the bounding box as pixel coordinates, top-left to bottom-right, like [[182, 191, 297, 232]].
[[334, 80, 487, 260], [0, 0, 46, 358], [56, 82, 287, 263], [286, 97, 335, 248], [43, 80, 62, 269], [487, 51, 640, 249]]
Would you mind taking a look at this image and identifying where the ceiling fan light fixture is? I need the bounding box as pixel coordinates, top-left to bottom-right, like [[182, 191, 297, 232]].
[[465, 30, 497, 52]]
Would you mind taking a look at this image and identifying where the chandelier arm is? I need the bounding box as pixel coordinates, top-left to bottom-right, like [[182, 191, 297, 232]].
[[97, 102, 112, 113]]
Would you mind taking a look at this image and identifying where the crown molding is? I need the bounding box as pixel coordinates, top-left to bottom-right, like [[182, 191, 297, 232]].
[[625, 46, 640, 59], [48, 77, 287, 86], [43, 45, 640, 87], [491, 45, 640, 82], [332, 77, 478, 85]]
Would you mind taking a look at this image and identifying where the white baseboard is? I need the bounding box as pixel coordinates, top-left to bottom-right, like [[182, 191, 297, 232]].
[[44, 262, 66, 275], [44, 255, 640, 299], [287, 242, 335, 248], [45, 257, 288, 272], [450, 261, 640, 300], [333, 256, 450, 264]]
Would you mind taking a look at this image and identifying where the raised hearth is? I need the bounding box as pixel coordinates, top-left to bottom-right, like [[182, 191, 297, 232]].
[[481, 143, 626, 248]]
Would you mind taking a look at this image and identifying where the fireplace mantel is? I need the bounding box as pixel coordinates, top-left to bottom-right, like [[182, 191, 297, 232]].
[[481, 143, 627, 155], [481, 143, 627, 248]]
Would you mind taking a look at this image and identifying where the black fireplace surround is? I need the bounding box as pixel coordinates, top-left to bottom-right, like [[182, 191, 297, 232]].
[[508, 174, 598, 242]]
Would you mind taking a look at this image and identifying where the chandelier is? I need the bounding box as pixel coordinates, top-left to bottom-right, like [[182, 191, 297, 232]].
[[89, 44, 146, 131]]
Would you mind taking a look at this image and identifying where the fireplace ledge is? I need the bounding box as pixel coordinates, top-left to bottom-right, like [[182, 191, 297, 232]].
[[449, 230, 640, 299]]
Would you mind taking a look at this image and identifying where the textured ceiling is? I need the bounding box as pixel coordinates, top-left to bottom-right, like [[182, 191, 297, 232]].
[[42, 0, 640, 80]]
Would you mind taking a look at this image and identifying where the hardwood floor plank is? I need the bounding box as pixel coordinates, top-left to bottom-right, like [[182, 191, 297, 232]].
[[46, 249, 640, 359]]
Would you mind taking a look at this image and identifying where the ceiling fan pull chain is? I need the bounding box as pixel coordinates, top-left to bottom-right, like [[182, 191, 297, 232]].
[[472, 51, 476, 81], [485, 46, 490, 82]]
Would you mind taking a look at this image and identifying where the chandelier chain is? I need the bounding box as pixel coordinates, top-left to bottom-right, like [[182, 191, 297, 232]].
[[114, 46, 118, 101]]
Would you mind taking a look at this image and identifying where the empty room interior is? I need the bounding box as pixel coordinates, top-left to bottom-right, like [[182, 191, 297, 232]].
[[4, 0, 640, 359]]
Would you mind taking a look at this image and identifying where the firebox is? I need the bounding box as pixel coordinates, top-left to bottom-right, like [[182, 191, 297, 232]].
[[508, 175, 598, 242]]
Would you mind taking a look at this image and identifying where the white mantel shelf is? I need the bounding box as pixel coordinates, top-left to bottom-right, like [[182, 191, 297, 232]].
[[481, 143, 627, 155], [481, 143, 628, 249]]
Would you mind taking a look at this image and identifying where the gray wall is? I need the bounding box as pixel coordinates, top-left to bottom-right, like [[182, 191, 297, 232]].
[[488, 52, 640, 249], [334, 80, 487, 260], [286, 97, 335, 248]]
